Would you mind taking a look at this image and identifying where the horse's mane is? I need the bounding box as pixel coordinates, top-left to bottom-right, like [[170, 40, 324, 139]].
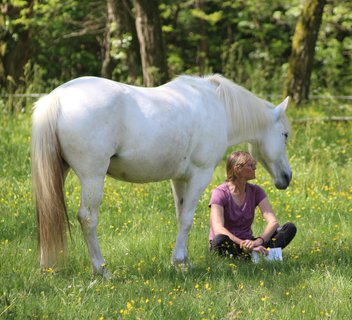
[[205, 74, 275, 137]]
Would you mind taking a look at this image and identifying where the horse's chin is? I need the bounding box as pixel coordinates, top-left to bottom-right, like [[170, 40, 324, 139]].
[[275, 181, 290, 190], [274, 173, 292, 190], [265, 165, 291, 190]]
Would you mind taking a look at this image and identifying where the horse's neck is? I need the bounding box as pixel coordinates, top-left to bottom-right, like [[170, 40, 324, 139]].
[[225, 110, 269, 146], [226, 129, 258, 147], [224, 95, 272, 147]]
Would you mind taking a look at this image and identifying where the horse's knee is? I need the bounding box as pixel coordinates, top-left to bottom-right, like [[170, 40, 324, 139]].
[[77, 208, 97, 231], [179, 213, 194, 230], [78, 183, 102, 235]]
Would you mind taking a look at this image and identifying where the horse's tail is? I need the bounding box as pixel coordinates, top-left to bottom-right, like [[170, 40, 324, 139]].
[[31, 94, 68, 269]]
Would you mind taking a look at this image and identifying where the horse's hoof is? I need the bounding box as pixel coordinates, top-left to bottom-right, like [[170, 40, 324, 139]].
[[172, 259, 193, 272], [93, 265, 112, 279], [102, 268, 112, 280]]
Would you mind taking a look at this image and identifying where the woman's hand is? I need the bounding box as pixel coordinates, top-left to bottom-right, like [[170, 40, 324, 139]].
[[253, 238, 265, 247], [240, 239, 256, 252], [240, 240, 269, 256], [253, 245, 269, 256], [240, 238, 265, 252]]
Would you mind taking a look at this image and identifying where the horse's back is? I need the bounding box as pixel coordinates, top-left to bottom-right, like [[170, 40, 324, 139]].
[[52, 76, 228, 182]]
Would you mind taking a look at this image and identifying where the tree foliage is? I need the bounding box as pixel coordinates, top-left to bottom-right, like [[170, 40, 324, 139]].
[[0, 0, 350, 99]]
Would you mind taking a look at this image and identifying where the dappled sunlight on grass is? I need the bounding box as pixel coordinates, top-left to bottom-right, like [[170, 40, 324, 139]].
[[1, 108, 351, 319]]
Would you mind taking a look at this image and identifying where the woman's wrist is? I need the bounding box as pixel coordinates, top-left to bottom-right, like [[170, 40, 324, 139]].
[[257, 236, 265, 245]]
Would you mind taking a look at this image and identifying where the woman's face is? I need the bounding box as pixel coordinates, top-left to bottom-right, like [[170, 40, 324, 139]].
[[236, 158, 257, 181]]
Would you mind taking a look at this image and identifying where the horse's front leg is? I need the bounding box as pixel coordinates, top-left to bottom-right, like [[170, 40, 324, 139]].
[[78, 176, 110, 278], [171, 170, 213, 269]]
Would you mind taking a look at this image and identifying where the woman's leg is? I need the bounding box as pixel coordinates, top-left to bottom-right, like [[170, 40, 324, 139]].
[[265, 222, 297, 249], [210, 234, 244, 257]]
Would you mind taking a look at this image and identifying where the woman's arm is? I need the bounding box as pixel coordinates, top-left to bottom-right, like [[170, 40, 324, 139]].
[[210, 204, 243, 245], [254, 197, 279, 247]]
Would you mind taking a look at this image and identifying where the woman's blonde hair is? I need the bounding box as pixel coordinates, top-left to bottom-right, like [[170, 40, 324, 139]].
[[226, 151, 253, 182]]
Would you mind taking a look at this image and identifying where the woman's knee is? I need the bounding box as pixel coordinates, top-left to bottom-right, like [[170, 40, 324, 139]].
[[212, 234, 232, 247], [276, 222, 297, 248], [283, 222, 297, 237]]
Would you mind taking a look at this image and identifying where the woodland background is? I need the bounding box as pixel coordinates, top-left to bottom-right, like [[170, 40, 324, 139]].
[[0, 0, 351, 111], [1, 1, 352, 319]]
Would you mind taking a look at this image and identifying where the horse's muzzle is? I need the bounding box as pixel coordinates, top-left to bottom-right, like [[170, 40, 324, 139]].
[[275, 171, 292, 190]]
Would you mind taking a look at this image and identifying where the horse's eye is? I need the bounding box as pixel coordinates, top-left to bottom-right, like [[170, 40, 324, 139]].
[[283, 133, 288, 140]]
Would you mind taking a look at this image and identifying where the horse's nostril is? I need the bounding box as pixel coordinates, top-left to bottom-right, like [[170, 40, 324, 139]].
[[286, 171, 292, 183], [283, 172, 292, 187], [284, 174, 289, 183], [275, 171, 292, 190]]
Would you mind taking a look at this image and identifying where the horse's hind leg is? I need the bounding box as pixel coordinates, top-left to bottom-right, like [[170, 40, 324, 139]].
[[78, 175, 110, 277], [171, 169, 213, 268]]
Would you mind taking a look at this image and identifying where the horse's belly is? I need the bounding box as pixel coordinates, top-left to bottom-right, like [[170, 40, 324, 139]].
[[107, 155, 183, 183]]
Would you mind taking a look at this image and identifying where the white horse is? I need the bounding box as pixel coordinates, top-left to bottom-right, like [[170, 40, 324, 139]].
[[31, 74, 291, 276]]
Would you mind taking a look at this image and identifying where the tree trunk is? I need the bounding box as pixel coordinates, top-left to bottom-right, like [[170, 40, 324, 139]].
[[0, 1, 34, 90], [133, 0, 168, 86], [0, 7, 6, 86], [101, 0, 118, 79], [196, 0, 208, 75], [285, 0, 326, 106], [120, 0, 141, 83], [101, 0, 141, 82]]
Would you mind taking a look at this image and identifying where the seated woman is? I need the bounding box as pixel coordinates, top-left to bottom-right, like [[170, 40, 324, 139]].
[[209, 151, 296, 259]]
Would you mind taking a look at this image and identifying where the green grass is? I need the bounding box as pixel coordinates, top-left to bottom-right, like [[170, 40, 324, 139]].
[[0, 100, 351, 319]]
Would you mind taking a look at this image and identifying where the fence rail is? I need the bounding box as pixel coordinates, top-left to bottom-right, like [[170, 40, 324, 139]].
[[263, 94, 352, 100], [0, 93, 46, 98], [309, 95, 352, 100], [292, 116, 352, 123]]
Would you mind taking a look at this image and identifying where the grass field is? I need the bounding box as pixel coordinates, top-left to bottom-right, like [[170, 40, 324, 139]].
[[0, 99, 351, 319]]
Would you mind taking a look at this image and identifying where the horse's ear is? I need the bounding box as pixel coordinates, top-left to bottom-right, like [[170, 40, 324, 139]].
[[273, 97, 289, 119]]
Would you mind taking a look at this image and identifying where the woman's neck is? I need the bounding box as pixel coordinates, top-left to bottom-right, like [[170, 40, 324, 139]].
[[228, 180, 247, 195]]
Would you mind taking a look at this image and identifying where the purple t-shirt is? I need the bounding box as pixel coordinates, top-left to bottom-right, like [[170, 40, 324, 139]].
[[209, 182, 266, 241]]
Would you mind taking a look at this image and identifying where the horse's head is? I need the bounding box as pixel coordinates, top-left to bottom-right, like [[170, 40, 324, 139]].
[[249, 97, 292, 189]]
